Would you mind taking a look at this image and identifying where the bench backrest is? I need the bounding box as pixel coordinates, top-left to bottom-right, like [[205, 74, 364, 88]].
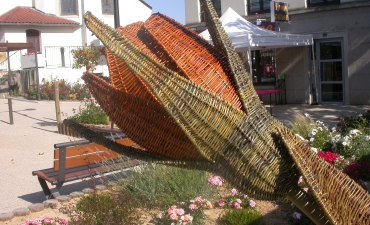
[[53, 138, 136, 170]]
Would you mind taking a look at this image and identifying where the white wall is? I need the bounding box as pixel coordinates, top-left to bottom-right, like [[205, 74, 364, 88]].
[[185, 0, 200, 24], [1, 0, 32, 13]]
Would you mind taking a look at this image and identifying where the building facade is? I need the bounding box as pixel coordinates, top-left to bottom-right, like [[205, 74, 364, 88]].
[[0, 0, 151, 85], [185, 0, 370, 105]]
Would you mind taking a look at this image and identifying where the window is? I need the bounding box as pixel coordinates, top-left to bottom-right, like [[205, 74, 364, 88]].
[[60, 0, 78, 16], [249, 0, 271, 15], [102, 0, 114, 15], [201, 0, 221, 22], [308, 0, 340, 7], [26, 29, 41, 54], [251, 49, 276, 85]]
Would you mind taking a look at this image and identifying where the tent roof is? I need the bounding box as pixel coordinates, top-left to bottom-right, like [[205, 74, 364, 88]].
[[199, 7, 313, 51]]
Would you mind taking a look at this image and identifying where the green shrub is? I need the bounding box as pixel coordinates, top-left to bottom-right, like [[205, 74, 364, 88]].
[[222, 208, 264, 225], [70, 192, 142, 225], [338, 111, 370, 134], [68, 98, 109, 125]]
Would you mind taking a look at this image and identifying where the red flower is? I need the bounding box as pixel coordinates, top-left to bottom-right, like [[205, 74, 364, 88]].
[[317, 151, 339, 164]]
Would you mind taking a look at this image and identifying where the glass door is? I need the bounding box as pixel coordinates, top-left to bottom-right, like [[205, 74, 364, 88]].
[[316, 39, 344, 103]]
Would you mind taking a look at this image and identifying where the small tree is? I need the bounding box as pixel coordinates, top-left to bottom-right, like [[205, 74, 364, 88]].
[[71, 44, 104, 71]]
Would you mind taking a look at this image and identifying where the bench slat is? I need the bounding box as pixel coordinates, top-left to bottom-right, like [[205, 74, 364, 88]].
[[53, 138, 138, 170], [34, 158, 140, 185], [54, 143, 109, 158]]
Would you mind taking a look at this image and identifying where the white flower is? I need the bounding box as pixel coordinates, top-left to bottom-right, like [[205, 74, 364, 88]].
[[304, 113, 310, 117], [311, 147, 318, 153], [310, 137, 314, 142], [342, 141, 348, 146], [342, 136, 350, 142], [309, 129, 318, 137], [295, 134, 305, 140], [365, 135, 370, 141], [349, 129, 362, 135], [318, 127, 323, 131], [332, 127, 337, 132]]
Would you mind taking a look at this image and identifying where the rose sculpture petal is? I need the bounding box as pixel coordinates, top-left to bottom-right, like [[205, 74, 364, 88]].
[[64, 0, 370, 224]]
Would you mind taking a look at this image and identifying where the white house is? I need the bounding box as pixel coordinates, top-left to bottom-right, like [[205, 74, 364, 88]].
[[0, 0, 152, 85]]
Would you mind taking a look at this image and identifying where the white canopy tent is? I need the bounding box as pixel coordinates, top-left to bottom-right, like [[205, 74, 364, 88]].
[[199, 7, 314, 77]]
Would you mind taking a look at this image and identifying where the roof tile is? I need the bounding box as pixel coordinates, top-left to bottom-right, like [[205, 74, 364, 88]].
[[0, 6, 80, 25]]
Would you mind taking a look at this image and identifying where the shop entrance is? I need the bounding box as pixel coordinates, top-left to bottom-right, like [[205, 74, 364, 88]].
[[316, 39, 344, 103]]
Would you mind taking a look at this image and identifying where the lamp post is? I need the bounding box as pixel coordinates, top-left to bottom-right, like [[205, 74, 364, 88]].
[[113, 0, 120, 28]]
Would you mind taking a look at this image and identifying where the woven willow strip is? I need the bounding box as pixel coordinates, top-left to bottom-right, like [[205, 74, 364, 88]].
[[75, 1, 370, 224]]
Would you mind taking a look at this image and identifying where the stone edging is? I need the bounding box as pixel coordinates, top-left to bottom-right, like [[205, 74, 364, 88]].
[[0, 185, 109, 222]]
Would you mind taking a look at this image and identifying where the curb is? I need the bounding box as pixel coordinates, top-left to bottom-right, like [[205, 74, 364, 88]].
[[0, 186, 107, 223]]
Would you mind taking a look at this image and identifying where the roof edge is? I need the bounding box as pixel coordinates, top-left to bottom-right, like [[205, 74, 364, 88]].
[[0, 23, 81, 27]]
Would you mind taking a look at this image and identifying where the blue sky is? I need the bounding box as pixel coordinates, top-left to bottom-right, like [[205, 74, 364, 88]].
[[144, 0, 185, 24]]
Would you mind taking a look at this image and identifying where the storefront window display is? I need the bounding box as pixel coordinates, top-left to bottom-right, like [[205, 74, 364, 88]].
[[252, 49, 277, 85]]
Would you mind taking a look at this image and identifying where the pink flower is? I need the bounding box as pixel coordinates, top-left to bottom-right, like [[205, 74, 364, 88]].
[[218, 201, 225, 207], [243, 194, 248, 199], [303, 187, 309, 193], [228, 201, 234, 207], [169, 213, 178, 220], [195, 196, 203, 203], [249, 200, 256, 208], [176, 208, 185, 216], [167, 205, 177, 215], [298, 176, 304, 184], [208, 176, 223, 186], [43, 217, 53, 223], [188, 203, 197, 210], [230, 188, 237, 196], [234, 202, 242, 210], [293, 212, 302, 220], [236, 199, 242, 204]]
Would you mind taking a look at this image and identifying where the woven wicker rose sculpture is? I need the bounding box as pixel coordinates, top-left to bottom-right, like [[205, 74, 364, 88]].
[[64, 1, 370, 224]]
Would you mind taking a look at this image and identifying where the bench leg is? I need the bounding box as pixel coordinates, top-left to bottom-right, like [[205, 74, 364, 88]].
[[50, 183, 64, 199], [38, 177, 53, 199]]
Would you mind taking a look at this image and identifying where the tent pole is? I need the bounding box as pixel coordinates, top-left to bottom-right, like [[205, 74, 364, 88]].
[[6, 42, 12, 96], [311, 43, 318, 105], [248, 48, 253, 81]]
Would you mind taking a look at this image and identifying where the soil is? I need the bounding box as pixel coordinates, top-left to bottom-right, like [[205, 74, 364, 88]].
[[0, 198, 289, 225]]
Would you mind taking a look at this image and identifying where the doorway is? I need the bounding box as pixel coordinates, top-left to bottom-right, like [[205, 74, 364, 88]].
[[315, 39, 344, 103]]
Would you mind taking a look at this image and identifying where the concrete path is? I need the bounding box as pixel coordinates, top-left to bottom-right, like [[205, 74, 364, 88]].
[[0, 98, 369, 214]]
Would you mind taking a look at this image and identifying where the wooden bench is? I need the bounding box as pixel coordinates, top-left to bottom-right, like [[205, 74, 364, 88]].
[[32, 133, 141, 199]]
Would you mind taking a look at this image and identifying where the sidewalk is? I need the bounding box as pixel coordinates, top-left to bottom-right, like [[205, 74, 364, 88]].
[[0, 98, 369, 214], [0, 98, 86, 214]]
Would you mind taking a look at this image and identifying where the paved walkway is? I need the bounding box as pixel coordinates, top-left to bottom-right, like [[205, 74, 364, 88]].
[[0, 98, 369, 214]]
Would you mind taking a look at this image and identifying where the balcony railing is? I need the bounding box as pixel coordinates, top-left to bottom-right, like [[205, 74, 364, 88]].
[[0, 50, 22, 72], [0, 50, 22, 84], [45, 46, 89, 68]]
